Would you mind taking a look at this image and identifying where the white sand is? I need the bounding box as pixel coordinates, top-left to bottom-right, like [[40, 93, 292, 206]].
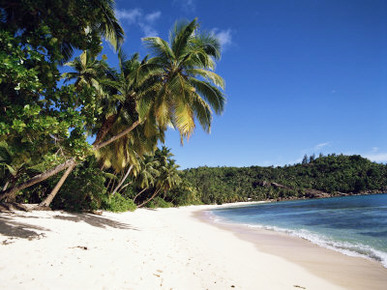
[[0, 204, 385, 289]]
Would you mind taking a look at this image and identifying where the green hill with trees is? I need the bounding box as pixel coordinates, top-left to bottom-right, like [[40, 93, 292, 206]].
[[181, 154, 387, 204]]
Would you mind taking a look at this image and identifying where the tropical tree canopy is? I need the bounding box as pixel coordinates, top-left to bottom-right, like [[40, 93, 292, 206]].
[[0, 5, 229, 210], [1, 0, 124, 60], [139, 19, 226, 142]]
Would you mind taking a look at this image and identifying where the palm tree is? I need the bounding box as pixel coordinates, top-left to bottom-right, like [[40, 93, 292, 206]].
[[132, 155, 160, 202], [137, 147, 181, 208], [62, 50, 108, 96], [139, 18, 226, 142], [1, 19, 226, 204]]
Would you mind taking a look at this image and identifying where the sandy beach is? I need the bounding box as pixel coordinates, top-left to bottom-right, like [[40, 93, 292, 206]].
[[1, 204, 386, 289]]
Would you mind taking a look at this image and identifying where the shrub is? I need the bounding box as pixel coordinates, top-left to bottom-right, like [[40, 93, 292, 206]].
[[51, 164, 106, 212], [101, 193, 136, 212], [144, 197, 173, 208]]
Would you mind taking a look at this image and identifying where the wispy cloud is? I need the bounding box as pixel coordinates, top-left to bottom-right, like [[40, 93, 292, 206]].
[[145, 11, 161, 23], [173, 0, 196, 12], [364, 153, 387, 163], [115, 8, 161, 37], [115, 8, 141, 24], [314, 142, 330, 151], [364, 147, 387, 163], [211, 28, 233, 50]]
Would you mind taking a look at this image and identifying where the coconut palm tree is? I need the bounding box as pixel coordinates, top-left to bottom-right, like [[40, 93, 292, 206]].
[[139, 18, 226, 142], [62, 50, 108, 96], [132, 155, 160, 202], [1, 19, 226, 205], [137, 147, 181, 208]]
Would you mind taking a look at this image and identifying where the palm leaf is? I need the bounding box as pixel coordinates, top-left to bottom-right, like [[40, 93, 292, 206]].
[[189, 78, 225, 114]]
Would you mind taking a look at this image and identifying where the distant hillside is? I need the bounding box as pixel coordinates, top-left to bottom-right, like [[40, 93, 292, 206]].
[[181, 154, 387, 204]]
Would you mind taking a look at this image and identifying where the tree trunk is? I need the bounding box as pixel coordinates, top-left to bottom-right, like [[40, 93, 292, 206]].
[[105, 176, 113, 193], [0, 158, 75, 202], [42, 120, 140, 204], [38, 160, 77, 207], [137, 188, 161, 208], [117, 182, 132, 195], [93, 120, 140, 151], [92, 114, 119, 146], [2, 181, 10, 192], [0, 120, 141, 202], [111, 165, 133, 196], [133, 187, 147, 203]]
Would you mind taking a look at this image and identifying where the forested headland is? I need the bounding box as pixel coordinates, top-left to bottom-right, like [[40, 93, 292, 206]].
[[181, 154, 387, 205]]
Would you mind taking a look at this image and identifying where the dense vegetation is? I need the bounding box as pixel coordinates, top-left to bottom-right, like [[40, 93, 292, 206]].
[[182, 154, 387, 204], [0, 1, 224, 211]]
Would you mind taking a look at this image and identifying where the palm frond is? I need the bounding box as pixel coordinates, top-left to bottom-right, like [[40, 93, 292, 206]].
[[143, 37, 175, 63], [189, 78, 225, 114], [190, 92, 212, 132], [171, 19, 198, 59], [186, 68, 225, 89]]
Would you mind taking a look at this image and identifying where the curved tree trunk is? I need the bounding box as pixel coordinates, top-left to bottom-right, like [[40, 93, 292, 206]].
[[137, 188, 161, 208], [93, 120, 140, 151], [39, 160, 77, 207], [111, 165, 133, 196], [92, 114, 119, 146], [0, 120, 141, 203], [0, 158, 75, 202], [133, 187, 148, 203]]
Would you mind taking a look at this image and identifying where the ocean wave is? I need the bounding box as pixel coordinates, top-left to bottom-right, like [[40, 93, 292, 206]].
[[245, 224, 387, 268]]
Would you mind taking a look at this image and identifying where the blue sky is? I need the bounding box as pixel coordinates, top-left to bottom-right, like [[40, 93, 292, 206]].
[[106, 0, 387, 168]]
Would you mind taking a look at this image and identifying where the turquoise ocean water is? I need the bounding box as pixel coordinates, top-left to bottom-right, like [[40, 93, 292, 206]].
[[209, 194, 387, 268]]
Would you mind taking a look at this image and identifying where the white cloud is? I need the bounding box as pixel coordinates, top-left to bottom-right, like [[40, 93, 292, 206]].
[[211, 28, 233, 49], [115, 8, 141, 24], [115, 8, 161, 37], [364, 153, 387, 163], [139, 23, 158, 37], [364, 147, 387, 163], [173, 0, 195, 12], [314, 142, 330, 151], [145, 11, 161, 23]]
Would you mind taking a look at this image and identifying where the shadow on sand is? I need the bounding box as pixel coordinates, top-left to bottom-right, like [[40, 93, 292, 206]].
[[0, 215, 49, 241], [0, 212, 138, 242], [52, 213, 139, 231]]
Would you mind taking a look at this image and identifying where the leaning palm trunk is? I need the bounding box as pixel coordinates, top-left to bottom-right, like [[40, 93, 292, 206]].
[[39, 161, 77, 207], [0, 158, 76, 202], [111, 165, 133, 196], [137, 187, 162, 208], [133, 187, 148, 203], [0, 120, 141, 204]]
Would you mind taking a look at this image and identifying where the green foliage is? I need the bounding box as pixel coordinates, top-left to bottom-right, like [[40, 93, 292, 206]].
[[101, 193, 136, 212], [0, 0, 123, 200], [182, 155, 387, 204], [51, 163, 107, 212], [166, 180, 202, 206], [0, 6, 229, 211], [144, 197, 173, 208], [141, 19, 225, 141]]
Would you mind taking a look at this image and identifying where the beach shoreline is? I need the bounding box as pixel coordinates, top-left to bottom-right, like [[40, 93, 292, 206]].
[[0, 204, 386, 289], [198, 204, 387, 289]]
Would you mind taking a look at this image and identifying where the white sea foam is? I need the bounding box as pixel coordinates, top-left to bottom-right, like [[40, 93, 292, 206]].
[[246, 224, 387, 268]]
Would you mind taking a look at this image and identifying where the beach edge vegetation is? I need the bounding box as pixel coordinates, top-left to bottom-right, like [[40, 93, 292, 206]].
[[0, 1, 225, 211]]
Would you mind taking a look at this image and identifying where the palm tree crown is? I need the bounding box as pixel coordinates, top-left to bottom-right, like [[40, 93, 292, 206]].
[[140, 19, 226, 142]]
